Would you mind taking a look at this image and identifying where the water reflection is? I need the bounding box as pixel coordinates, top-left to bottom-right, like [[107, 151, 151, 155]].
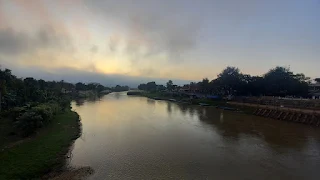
[[114, 92, 121, 99], [146, 99, 155, 106], [220, 111, 224, 123], [70, 94, 320, 180], [75, 98, 85, 106], [167, 102, 172, 114], [74, 96, 103, 107], [171, 102, 317, 152]]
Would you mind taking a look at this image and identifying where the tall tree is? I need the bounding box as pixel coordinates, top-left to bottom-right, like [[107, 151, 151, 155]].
[[263, 66, 309, 96], [199, 78, 210, 93], [166, 80, 173, 91], [146, 82, 157, 91], [216, 67, 243, 96]]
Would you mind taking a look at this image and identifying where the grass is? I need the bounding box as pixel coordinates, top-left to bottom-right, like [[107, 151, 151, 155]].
[[0, 111, 81, 179], [0, 117, 21, 149]]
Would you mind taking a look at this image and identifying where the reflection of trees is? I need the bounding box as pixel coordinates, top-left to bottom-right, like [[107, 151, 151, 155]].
[[174, 103, 314, 152], [75, 99, 85, 106], [167, 102, 172, 114], [147, 99, 155, 106], [75, 96, 103, 106], [87, 96, 100, 102], [178, 104, 189, 116], [114, 92, 120, 99]]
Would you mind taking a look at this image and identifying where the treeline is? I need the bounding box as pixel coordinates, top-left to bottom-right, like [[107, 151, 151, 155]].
[[138, 82, 166, 92], [0, 67, 112, 136], [138, 66, 311, 97], [0, 68, 73, 135], [111, 85, 130, 92], [0, 68, 111, 111]]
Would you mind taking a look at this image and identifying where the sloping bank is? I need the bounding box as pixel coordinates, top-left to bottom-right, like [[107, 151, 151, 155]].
[[0, 111, 81, 179]]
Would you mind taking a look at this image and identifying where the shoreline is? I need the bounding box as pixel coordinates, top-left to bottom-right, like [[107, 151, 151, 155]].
[[129, 91, 242, 111], [129, 92, 320, 126], [0, 111, 83, 179]]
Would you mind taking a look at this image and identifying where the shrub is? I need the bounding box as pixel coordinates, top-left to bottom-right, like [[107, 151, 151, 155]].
[[2, 107, 27, 120], [13, 103, 64, 136], [58, 98, 71, 111], [32, 105, 53, 124], [15, 111, 43, 136]]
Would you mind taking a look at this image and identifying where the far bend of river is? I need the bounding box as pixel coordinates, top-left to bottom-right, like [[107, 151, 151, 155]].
[[70, 92, 320, 180]]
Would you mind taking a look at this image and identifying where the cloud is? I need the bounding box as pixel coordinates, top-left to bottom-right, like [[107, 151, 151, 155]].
[[0, 28, 28, 55], [0, 26, 73, 56], [86, 0, 202, 63], [90, 45, 98, 54]]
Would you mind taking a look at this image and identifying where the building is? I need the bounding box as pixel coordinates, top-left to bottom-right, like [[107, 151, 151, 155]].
[[309, 82, 320, 99]]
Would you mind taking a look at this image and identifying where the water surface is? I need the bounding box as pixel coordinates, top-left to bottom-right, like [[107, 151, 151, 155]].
[[70, 92, 320, 180]]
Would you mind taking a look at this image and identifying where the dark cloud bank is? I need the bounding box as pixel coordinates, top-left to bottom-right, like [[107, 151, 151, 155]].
[[0, 26, 72, 56]]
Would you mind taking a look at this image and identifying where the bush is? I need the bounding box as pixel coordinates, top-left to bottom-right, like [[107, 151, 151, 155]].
[[13, 102, 64, 136], [32, 105, 54, 124], [2, 107, 27, 120], [15, 112, 43, 136], [58, 98, 71, 111]]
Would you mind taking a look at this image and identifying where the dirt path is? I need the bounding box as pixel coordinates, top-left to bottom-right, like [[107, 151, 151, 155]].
[[228, 102, 320, 114]]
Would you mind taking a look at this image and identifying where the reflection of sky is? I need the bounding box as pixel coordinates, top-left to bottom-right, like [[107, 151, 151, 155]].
[[70, 94, 320, 179], [1, 0, 320, 83]]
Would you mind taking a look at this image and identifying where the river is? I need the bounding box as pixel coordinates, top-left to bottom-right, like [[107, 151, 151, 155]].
[[69, 92, 320, 180]]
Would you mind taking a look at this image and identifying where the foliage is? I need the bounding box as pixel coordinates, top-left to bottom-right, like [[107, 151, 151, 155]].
[[0, 67, 86, 178], [10, 102, 66, 136], [195, 66, 311, 97], [111, 85, 129, 92], [138, 81, 175, 92], [15, 111, 44, 136], [58, 97, 71, 111], [0, 111, 80, 179], [0, 67, 110, 112], [166, 80, 173, 91], [137, 66, 311, 97]]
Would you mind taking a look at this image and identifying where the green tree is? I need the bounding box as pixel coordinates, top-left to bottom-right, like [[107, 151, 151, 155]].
[[263, 66, 309, 96], [199, 78, 210, 93], [215, 67, 243, 96], [138, 83, 147, 90], [166, 80, 173, 91], [75, 82, 87, 91], [146, 82, 157, 91]]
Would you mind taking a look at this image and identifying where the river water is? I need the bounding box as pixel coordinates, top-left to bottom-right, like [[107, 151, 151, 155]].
[[69, 92, 320, 180]]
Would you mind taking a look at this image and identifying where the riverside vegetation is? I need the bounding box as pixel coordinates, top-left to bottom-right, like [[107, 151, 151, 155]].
[[133, 66, 317, 115], [0, 67, 116, 179]]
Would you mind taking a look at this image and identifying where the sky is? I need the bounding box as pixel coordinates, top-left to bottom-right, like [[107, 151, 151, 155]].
[[0, 0, 319, 86]]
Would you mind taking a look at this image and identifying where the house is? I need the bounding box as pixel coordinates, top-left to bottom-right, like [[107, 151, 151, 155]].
[[309, 81, 320, 99]]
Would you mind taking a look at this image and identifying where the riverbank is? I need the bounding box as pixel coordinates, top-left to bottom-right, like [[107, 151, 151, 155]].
[[131, 91, 244, 110], [0, 111, 81, 179], [128, 91, 320, 126], [128, 91, 279, 114]]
